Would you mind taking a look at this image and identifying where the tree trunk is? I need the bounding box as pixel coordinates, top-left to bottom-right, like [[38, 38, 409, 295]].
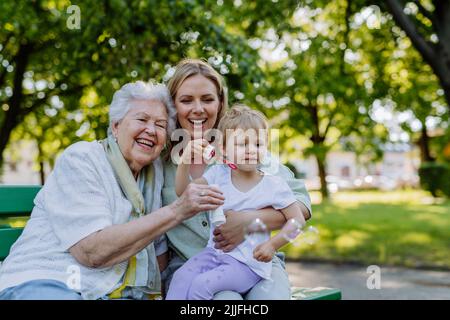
[[308, 103, 329, 199], [0, 114, 19, 168], [0, 43, 32, 168], [36, 140, 45, 185], [316, 154, 329, 200], [434, 0, 450, 109], [39, 159, 45, 185], [418, 124, 435, 162], [386, 0, 450, 110]]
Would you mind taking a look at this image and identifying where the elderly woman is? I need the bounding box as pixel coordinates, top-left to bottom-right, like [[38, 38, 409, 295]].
[[162, 59, 312, 300], [0, 81, 224, 300]]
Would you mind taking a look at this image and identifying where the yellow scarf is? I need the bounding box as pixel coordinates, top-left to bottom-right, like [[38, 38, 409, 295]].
[[101, 135, 162, 299]]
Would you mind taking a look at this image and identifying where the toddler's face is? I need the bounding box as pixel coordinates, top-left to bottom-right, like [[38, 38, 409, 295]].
[[224, 128, 267, 171]]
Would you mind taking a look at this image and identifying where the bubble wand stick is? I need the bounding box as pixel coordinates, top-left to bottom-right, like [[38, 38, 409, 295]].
[[203, 145, 237, 170], [202, 145, 236, 226]]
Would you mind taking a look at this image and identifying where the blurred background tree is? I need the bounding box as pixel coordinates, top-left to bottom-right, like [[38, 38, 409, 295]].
[[252, 1, 382, 199], [0, 0, 277, 180]]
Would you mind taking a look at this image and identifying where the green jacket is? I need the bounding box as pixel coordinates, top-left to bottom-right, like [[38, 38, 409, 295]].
[[162, 153, 312, 261]]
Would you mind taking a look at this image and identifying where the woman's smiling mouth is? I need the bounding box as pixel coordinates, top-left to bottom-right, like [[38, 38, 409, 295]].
[[189, 119, 207, 126], [136, 138, 155, 150]]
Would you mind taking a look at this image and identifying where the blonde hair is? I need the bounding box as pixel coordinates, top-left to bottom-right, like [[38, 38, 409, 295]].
[[218, 104, 268, 145], [167, 58, 228, 129]]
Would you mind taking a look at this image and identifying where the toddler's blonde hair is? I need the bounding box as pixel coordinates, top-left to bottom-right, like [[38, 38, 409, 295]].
[[217, 104, 268, 145]]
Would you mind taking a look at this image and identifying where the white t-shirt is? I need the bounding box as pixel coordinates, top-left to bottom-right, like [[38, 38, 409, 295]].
[[203, 165, 297, 279]]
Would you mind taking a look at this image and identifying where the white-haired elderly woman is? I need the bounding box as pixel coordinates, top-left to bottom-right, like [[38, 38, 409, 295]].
[[0, 81, 225, 300]]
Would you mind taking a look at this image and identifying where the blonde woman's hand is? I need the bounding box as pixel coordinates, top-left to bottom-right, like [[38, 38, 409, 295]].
[[181, 139, 209, 164], [213, 210, 250, 252]]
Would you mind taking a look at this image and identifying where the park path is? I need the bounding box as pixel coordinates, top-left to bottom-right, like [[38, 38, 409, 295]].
[[286, 261, 450, 300]]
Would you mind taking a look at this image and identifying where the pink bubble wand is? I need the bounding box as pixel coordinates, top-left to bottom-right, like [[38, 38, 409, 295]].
[[203, 145, 237, 170]]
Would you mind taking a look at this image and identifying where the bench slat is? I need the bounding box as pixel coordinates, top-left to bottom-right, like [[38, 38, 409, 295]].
[[0, 227, 24, 260], [291, 287, 342, 300], [0, 185, 41, 216]]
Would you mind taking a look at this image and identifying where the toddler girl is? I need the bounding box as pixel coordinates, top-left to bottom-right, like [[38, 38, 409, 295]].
[[166, 105, 306, 300]]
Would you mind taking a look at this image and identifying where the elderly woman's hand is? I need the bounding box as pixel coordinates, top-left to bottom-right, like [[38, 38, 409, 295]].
[[172, 183, 225, 221]]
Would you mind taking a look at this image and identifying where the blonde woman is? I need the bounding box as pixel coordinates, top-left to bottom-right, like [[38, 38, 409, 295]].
[[162, 59, 312, 300]]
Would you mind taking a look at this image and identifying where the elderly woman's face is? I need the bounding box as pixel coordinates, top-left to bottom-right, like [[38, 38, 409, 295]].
[[112, 99, 168, 175], [174, 74, 221, 138]]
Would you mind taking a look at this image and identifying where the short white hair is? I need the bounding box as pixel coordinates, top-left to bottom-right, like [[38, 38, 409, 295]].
[[108, 81, 177, 137]]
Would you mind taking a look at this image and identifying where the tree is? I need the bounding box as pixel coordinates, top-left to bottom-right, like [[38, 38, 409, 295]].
[[1, 0, 305, 178], [252, 1, 377, 199], [384, 0, 450, 110], [346, 0, 448, 163], [339, 0, 450, 110], [309, 0, 448, 164], [0, 0, 266, 171], [390, 49, 447, 163]]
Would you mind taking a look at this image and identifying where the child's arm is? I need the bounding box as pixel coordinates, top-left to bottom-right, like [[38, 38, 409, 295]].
[[253, 201, 306, 262], [175, 162, 192, 196], [175, 163, 208, 196]]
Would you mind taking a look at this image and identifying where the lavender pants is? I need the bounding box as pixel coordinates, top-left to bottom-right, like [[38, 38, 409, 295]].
[[166, 247, 262, 300]]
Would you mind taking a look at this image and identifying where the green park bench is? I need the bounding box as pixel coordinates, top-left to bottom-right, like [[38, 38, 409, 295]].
[[0, 185, 341, 300], [0, 185, 41, 261]]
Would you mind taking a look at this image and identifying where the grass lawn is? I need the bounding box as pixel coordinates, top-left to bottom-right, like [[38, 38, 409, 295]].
[[282, 190, 450, 269]]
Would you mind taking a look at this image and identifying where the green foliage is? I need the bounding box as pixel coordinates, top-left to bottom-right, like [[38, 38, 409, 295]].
[[249, 0, 381, 198], [1, 0, 287, 169], [418, 162, 450, 198]]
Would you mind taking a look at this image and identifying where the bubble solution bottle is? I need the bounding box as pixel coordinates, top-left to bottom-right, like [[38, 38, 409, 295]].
[[209, 184, 226, 227]]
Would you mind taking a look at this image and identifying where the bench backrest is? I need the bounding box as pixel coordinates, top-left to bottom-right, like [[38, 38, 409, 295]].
[[0, 185, 41, 260]]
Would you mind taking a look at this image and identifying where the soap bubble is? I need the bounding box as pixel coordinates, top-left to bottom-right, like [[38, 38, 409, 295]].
[[244, 218, 269, 246], [300, 226, 319, 245], [281, 218, 303, 242], [281, 219, 319, 247]]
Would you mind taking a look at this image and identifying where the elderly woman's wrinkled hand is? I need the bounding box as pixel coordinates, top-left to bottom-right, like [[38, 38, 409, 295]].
[[172, 183, 225, 220]]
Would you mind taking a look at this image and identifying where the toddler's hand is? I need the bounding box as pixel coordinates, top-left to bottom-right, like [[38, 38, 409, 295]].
[[253, 242, 276, 263]]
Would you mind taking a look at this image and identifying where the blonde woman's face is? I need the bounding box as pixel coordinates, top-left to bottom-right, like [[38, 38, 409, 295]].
[[174, 74, 220, 138]]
